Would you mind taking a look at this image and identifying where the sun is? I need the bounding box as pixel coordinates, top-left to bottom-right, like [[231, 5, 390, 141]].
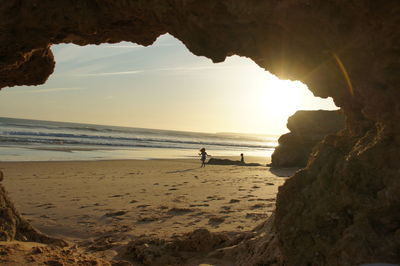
[[242, 67, 306, 120], [233, 63, 338, 134], [263, 77, 305, 119]]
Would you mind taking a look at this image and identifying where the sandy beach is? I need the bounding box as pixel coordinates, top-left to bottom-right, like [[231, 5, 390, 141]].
[[0, 157, 296, 264]]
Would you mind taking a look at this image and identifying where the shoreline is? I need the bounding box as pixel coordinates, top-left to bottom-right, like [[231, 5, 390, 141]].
[[0, 145, 274, 163]]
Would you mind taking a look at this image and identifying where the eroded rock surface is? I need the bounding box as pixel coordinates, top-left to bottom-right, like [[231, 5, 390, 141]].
[[271, 110, 345, 167], [1, 1, 399, 265]]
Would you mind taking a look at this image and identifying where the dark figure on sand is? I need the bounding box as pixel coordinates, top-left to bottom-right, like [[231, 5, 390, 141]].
[[240, 153, 244, 164], [199, 148, 209, 167]]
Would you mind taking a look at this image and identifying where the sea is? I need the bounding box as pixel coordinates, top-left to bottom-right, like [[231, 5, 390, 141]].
[[0, 117, 279, 162]]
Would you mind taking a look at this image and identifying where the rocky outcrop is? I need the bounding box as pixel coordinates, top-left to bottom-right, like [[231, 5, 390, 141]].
[[271, 110, 345, 167], [1, 1, 399, 265], [208, 158, 262, 166]]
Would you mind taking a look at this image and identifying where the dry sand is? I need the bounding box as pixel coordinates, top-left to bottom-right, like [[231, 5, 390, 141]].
[[0, 158, 297, 264]]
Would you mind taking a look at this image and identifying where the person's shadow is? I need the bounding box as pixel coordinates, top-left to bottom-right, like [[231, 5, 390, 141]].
[[165, 167, 200, 174]]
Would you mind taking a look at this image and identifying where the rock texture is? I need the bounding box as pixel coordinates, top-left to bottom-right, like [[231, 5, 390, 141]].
[[271, 110, 345, 167], [1, 1, 399, 265]]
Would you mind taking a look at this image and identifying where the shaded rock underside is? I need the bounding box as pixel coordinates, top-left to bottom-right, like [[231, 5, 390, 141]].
[[271, 110, 345, 167], [1, 0, 400, 265]]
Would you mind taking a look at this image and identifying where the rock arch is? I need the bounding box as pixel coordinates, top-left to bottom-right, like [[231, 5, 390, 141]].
[[1, 1, 399, 265]]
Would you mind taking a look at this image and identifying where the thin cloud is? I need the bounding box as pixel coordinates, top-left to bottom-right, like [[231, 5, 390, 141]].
[[154, 65, 246, 72], [76, 70, 143, 76], [74, 65, 250, 77]]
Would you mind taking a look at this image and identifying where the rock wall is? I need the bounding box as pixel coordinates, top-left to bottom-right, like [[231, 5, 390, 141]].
[[271, 110, 345, 167], [1, 1, 399, 265]]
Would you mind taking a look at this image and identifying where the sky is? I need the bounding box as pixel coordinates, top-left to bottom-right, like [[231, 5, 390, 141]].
[[0, 34, 338, 135]]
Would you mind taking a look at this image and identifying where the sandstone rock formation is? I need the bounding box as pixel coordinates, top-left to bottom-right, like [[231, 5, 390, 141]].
[[271, 110, 345, 167], [1, 1, 399, 265]]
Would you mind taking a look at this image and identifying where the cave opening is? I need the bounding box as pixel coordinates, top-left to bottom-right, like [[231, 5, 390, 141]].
[[0, 33, 340, 243]]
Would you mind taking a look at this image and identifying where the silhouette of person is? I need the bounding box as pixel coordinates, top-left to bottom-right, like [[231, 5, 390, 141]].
[[240, 153, 245, 164], [199, 148, 209, 167]]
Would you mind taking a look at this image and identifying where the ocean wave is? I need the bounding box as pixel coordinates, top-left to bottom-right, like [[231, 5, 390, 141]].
[[0, 134, 275, 150], [0, 117, 278, 152]]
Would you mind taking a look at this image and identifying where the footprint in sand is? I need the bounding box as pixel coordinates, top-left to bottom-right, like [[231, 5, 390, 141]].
[[189, 203, 209, 207], [250, 203, 267, 209], [207, 195, 225, 201], [137, 204, 150, 209], [245, 212, 268, 220], [257, 198, 275, 202], [229, 199, 240, 204], [36, 203, 55, 208], [172, 195, 186, 203], [110, 194, 124, 198], [167, 207, 194, 216], [137, 216, 158, 223], [103, 210, 128, 217], [208, 216, 225, 226], [220, 206, 233, 214]]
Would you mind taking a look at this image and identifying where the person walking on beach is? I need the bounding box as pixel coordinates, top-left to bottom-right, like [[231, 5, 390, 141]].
[[240, 153, 245, 164], [199, 148, 209, 167]]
